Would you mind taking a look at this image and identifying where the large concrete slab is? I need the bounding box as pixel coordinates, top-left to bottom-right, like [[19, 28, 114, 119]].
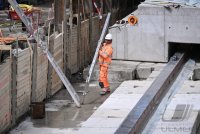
[[73, 80, 153, 133], [110, 4, 200, 62]]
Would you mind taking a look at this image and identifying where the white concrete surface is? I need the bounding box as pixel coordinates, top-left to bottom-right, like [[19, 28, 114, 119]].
[[73, 80, 153, 134]]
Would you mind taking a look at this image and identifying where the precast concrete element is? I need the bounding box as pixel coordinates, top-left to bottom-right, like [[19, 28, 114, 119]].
[[83, 60, 167, 82], [135, 63, 155, 79], [83, 60, 141, 82], [75, 80, 153, 134], [110, 4, 200, 62]]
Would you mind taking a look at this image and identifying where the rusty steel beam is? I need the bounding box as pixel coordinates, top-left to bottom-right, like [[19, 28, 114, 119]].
[[115, 53, 187, 134]]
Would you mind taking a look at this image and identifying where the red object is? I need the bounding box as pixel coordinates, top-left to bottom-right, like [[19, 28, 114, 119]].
[[9, 10, 32, 20]]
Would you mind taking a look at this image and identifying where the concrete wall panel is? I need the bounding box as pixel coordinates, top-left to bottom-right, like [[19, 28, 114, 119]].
[[110, 4, 200, 62]]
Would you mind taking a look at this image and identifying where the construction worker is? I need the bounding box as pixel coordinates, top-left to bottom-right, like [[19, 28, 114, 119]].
[[98, 33, 113, 95]]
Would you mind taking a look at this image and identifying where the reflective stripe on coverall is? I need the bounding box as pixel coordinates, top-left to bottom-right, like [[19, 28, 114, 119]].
[[98, 43, 113, 88]]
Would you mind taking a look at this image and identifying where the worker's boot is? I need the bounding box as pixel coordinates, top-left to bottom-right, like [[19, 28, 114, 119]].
[[99, 87, 110, 95]]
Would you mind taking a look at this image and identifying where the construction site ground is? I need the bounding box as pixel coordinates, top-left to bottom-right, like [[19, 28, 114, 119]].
[[9, 81, 121, 134], [7, 59, 200, 133], [9, 60, 164, 133]]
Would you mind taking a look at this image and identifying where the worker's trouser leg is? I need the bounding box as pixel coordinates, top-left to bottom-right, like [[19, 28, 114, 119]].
[[99, 65, 109, 88]]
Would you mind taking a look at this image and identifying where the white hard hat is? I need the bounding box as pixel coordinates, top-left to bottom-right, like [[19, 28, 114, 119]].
[[105, 33, 112, 40]]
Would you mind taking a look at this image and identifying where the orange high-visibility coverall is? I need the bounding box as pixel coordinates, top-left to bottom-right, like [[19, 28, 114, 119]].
[[98, 43, 113, 88]]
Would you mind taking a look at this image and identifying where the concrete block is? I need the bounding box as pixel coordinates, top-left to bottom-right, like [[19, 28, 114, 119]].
[[153, 63, 166, 71], [108, 69, 134, 82], [136, 63, 155, 79], [83, 60, 141, 82], [147, 71, 161, 81]]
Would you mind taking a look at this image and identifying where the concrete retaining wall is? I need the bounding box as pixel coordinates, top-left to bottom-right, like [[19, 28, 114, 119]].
[[110, 4, 200, 62]]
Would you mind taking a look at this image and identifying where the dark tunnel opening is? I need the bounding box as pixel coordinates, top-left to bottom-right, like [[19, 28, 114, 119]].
[[169, 42, 200, 62]]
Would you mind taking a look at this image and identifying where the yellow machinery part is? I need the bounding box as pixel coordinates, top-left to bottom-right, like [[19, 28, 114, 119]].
[[10, 4, 33, 12]]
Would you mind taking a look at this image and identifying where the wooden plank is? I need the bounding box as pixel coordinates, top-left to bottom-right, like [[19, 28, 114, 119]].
[[11, 44, 32, 120], [63, 0, 67, 75], [31, 43, 38, 102], [81, 20, 90, 66], [0, 45, 11, 50], [47, 34, 54, 98], [69, 26, 78, 74], [77, 0, 81, 70], [0, 59, 11, 133], [50, 31, 64, 95], [34, 46, 48, 102]]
